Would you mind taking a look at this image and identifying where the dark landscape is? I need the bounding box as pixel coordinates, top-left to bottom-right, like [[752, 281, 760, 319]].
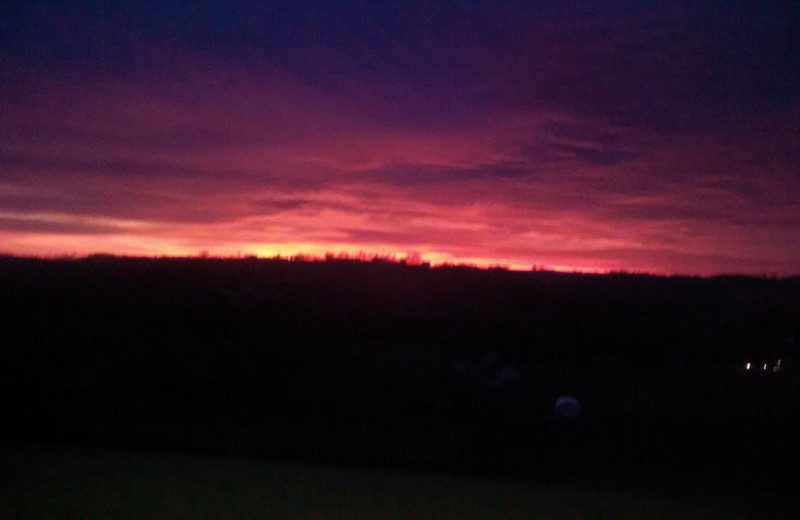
[[1, 255, 799, 515]]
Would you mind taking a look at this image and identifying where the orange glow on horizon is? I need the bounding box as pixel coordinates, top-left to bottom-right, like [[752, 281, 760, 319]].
[[0, 229, 620, 274]]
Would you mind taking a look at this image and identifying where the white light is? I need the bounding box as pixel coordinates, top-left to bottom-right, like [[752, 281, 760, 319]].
[[746, 363, 751, 370], [777, 359, 782, 367], [763, 364, 768, 370]]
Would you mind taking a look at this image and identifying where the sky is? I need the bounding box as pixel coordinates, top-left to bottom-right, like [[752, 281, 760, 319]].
[[1, 1, 798, 276]]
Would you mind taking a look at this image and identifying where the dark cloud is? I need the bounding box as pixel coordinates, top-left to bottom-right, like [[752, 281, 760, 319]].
[[249, 198, 358, 216], [0, 217, 123, 235], [368, 162, 531, 185], [2, 123, 262, 153], [467, 2, 799, 132], [551, 143, 635, 166], [0, 189, 239, 225], [0, 151, 245, 180]]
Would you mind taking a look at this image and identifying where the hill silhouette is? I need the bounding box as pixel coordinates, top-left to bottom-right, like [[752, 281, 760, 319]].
[[1, 255, 798, 492]]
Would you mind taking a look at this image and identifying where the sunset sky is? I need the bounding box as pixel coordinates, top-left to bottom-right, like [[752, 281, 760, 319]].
[[2, 1, 798, 275]]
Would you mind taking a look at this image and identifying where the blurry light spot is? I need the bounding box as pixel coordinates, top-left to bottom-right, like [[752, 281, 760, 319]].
[[555, 396, 581, 419]]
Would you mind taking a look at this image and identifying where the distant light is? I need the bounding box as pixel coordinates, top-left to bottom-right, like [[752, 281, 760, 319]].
[[746, 362, 751, 370], [777, 359, 782, 367], [773, 366, 779, 372], [763, 364, 768, 370]]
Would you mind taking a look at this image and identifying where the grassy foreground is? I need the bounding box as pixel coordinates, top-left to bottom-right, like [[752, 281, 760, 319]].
[[0, 440, 779, 519]]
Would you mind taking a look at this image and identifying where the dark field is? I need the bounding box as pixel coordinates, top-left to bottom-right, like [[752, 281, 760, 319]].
[[1, 439, 780, 518], [1, 255, 799, 515]]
